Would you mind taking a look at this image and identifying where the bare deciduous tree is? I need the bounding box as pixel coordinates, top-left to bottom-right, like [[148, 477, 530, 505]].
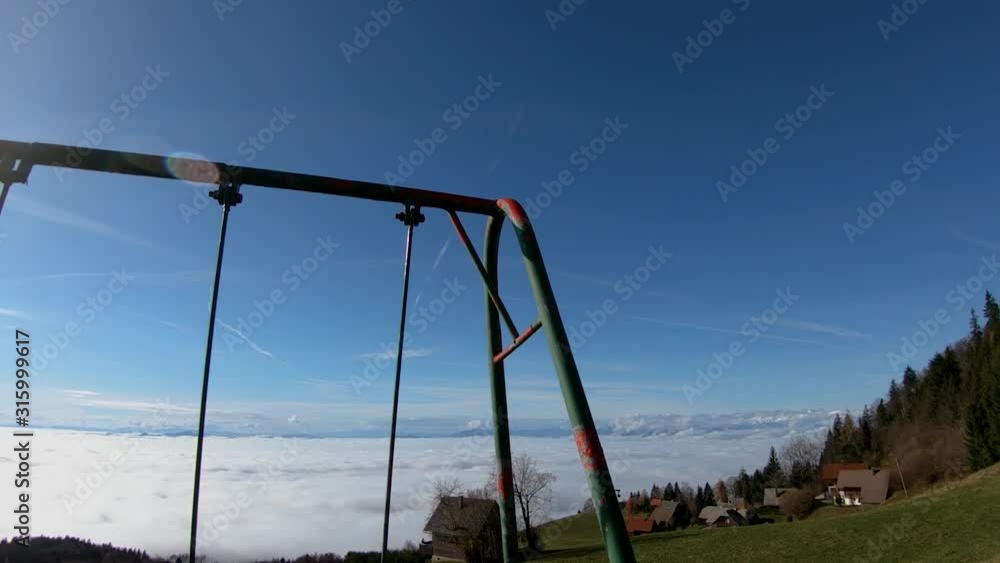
[[465, 474, 497, 501], [512, 453, 556, 550], [780, 433, 824, 488], [427, 476, 462, 524]]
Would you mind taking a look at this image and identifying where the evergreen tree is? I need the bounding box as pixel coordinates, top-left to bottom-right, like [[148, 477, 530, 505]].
[[888, 379, 903, 418], [840, 412, 862, 461], [703, 482, 716, 506], [762, 446, 785, 487], [971, 307, 984, 344], [876, 398, 890, 427], [736, 467, 750, 501], [694, 485, 705, 515], [860, 405, 874, 454], [902, 366, 919, 419], [750, 469, 765, 505]]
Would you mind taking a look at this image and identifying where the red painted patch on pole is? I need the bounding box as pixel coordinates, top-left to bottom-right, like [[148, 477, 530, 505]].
[[573, 426, 608, 473], [497, 462, 513, 500], [497, 198, 528, 229]]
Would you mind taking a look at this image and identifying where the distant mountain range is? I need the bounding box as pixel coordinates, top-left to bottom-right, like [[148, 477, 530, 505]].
[[14, 409, 834, 440]]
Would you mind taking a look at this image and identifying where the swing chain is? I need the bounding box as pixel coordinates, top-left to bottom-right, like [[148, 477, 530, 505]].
[[395, 204, 424, 226], [210, 177, 243, 207]]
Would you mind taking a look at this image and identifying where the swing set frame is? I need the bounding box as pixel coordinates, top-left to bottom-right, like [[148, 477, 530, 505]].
[[0, 139, 636, 563]]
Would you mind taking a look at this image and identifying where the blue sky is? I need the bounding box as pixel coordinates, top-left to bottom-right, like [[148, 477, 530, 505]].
[[1, 1, 998, 435]]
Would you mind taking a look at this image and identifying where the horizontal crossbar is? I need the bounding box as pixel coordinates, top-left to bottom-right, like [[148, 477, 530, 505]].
[[0, 140, 501, 216]]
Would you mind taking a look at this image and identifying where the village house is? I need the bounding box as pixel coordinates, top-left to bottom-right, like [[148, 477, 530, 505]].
[[831, 468, 891, 505], [424, 496, 502, 562], [650, 500, 689, 531], [762, 487, 800, 508], [697, 506, 748, 528], [624, 499, 690, 536], [820, 462, 869, 485]]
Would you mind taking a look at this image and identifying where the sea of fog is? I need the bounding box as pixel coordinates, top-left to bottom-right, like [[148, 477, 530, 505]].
[[4, 428, 797, 560]]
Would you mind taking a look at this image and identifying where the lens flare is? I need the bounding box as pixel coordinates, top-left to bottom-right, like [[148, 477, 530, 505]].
[[165, 151, 219, 185]]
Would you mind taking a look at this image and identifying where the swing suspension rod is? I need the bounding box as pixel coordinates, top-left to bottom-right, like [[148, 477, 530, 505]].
[[0, 139, 636, 563]]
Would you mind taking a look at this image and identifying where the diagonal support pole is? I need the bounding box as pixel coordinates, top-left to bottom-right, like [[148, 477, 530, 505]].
[[449, 210, 520, 340]]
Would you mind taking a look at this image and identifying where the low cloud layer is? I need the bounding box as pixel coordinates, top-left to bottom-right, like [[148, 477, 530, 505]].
[[5, 420, 829, 560]]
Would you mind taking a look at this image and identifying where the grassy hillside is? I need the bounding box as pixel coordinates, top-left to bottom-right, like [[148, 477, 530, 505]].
[[536, 463, 1000, 562]]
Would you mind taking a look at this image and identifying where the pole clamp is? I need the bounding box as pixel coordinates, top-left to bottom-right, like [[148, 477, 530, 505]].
[[210, 178, 242, 207], [395, 204, 425, 227], [0, 152, 33, 186]]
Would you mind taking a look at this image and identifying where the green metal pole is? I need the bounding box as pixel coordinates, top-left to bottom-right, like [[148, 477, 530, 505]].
[[495, 199, 635, 563], [483, 215, 520, 563]]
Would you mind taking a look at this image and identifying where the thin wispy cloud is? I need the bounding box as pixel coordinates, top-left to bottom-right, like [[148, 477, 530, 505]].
[[487, 157, 502, 176], [552, 269, 680, 299], [553, 268, 615, 287], [951, 226, 1000, 250], [358, 348, 433, 360], [301, 378, 338, 395], [777, 319, 873, 341], [8, 196, 166, 252], [0, 269, 212, 287], [218, 321, 275, 359], [63, 389, 100, 397], [148, 316, 194, 335], [626, 315, 844, 347], [0, 307, 27, 318], [432, 237, 451, 272], [508, 103, 525, 136]]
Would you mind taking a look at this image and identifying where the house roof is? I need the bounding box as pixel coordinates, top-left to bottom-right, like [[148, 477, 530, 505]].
[[836, 469, 890, 504], [698, 506, 747, 526], [698, 506, 728, 523], [424, 496, 499, 536], [763, 487, 800, 506], [821, 462, 868, 481], [626, 516, 655, 534], [650, 501, 680, 524]]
